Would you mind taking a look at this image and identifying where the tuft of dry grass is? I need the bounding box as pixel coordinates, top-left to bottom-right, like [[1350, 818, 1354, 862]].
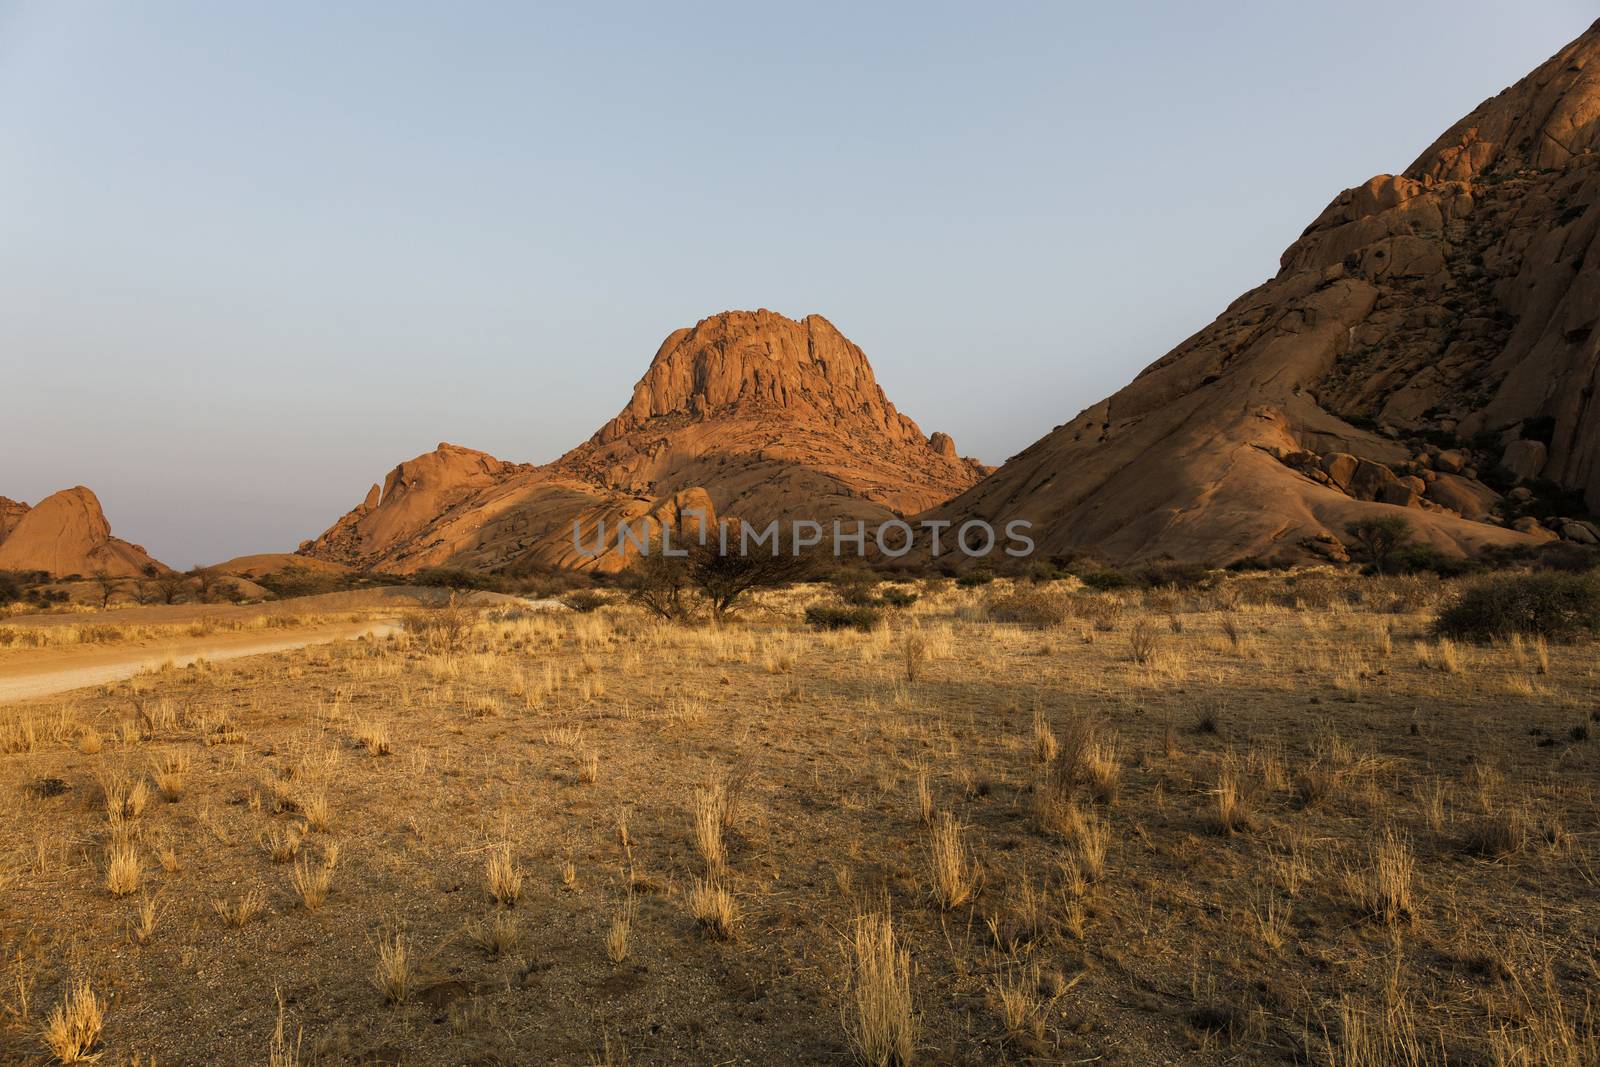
[[291, 852, 335, 911], [913, 764, 934, 826], [372, 931, 412, 1004], [213, 888, 267, 928], [151, 751, 190, 802], [1463, 805, 1530, 861], [1348, 828, 1415, 925], [269, 987, 302, 1067], [1211, 763, 1253, 835], [991, 963, 1048, 1043], [98, 768, 149, 821], [352, 718, 391, 756], [41, 979, 103, 1064], [131, 894, 159, 944], [693, 787, 728, 874], [926, 811, 976, 910], [105, 835, 140, 897], [467, 912, 521, 957], [262, 823, 305, 864], [485, 843, 523, 907], [605, 894, 635, 965], [841, 912, 916, 1067], [688, 878, 738, 940]]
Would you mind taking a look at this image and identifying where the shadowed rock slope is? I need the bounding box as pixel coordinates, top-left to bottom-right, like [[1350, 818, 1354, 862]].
[[0, 487, 166, 577], [931, 18, 1600, 565], [302, 310, 986, 573]]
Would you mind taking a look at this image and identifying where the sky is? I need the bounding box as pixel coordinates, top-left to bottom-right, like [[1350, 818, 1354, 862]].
[[0, 2, 1593, 566]]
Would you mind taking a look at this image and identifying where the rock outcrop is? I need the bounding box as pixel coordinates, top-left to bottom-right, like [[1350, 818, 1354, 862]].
[[301, 311, 987, 573], [930, 19, 1600, 565], [0, 487, 166, 577]]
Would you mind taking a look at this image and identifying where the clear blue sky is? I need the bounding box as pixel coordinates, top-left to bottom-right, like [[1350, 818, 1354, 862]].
[[1, 2, 1591, 566]]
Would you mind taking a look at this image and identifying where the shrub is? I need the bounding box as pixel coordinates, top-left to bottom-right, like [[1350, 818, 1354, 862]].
[[1078, 569, 1132, 591], [1346, 516, 1412, 574], [879, 588, 919, 609], [955, 569, 995, 588], [804, 603, 882, 632], [257, 566, 355, 598], [1435, 573, 1600, 642], [562, 590, 609, 613], [1391, 544, 1481, 578], [984, 590, 1070, 628], [1133, 561, 1213, 590]]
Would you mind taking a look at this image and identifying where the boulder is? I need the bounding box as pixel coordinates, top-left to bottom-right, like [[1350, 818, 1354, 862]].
[[1500, 440, 1548, 483], [1434, 449, 1467, 473], [1321, 453, 1360, 492], [1424, 474, 1503, 521], [1561, 521, 1599, 544]]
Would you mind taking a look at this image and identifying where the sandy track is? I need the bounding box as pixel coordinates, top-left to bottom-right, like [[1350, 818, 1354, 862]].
[[0, 621, 400, 704]]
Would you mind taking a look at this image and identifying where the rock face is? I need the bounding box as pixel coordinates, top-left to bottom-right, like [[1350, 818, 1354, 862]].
[[0, 497, 29, 543], [301, 311, 988, 574], [0, 487, 166, 577], [931, 20, 1600, 565]]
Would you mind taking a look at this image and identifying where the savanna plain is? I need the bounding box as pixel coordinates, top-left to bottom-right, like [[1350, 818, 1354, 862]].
[[1, 572, 1596, 1066]]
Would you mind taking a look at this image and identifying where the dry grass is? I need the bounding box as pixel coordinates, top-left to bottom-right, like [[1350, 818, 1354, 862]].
[[842, 912, 916, 1067], [104, 835, 140, 897], [40, 979, 102, 1064], [926, 811, 976, 910], [1349, 828, 1416, 925], [467, 912, 521, 957], [290, 850, 335, 910], [212, 887, 266, 927], [2, 574, 1596, 1065], [605, 894, 635, 965], [687, 878, 738, 940], [485, 843, 523, 907], [371, 931, 412, 1004], [151, 751, 189, 801]]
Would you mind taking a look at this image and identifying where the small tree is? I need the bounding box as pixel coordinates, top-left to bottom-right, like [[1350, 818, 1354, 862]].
[[92, 568, 119, 609], [1345, 516, 1412, 574], [620, 549, 692, 622], [153, 571, 188, 605], [688, 538, 813, 622], [131, 579, 159, 605], [188, 565, 220, 603]]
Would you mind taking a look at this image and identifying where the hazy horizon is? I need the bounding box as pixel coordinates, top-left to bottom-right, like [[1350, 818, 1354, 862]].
[[2, 1, 1592, 566]]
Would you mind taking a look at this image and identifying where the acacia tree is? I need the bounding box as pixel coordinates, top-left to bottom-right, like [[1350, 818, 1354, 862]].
[[1345, 516, 1412, 574], [619, 525, 815, 622], [620, 549, 693, 621], [688, 539, 813, 621], [188, 565, 220, 603], [92, 568, 119, 609], [153, 571, 188, 605]]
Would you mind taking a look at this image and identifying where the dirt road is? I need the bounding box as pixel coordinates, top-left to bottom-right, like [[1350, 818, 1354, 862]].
[[0, 620, 400, 703]]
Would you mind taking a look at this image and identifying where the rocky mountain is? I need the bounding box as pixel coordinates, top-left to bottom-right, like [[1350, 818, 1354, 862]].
[[931, 18, 1600, 565], [0, 486, 167, 578], [301, 311, 986, 573]]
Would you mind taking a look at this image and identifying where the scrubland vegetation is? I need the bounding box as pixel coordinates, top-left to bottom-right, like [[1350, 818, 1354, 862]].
[[1, 568, 1597, 1064]]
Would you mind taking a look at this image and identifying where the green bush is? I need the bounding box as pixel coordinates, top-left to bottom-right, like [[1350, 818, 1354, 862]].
[[1391, 544, 1481, 578], [1078, 569, 1132, 591], [955, 570, 995, 588], [1133, 562, 1213, 590], [1434, 573, 1600, 642], [879, 588, 919, 609], [257, 566, 357, 599], [984, 590, 1070, 628], [562, 590, 609, 613], [804, 603, 882, 632]]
